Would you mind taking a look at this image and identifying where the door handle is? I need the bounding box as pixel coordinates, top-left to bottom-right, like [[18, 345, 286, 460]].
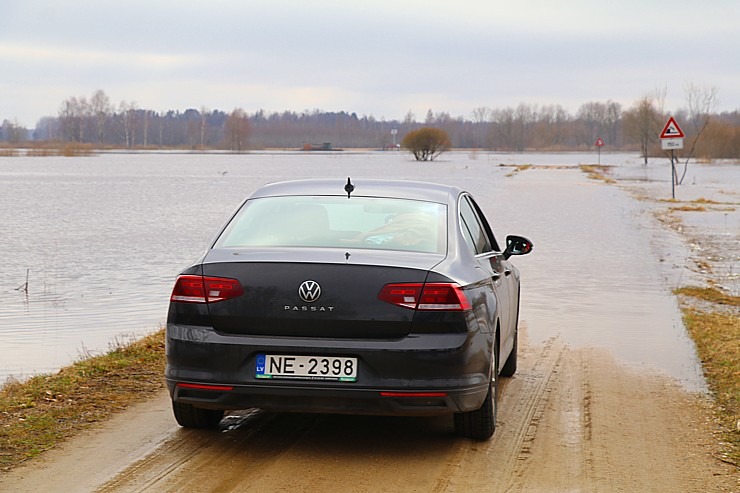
[[504, 269, 512, 277]]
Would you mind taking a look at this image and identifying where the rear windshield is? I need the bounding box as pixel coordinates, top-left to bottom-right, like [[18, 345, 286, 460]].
[[215, 196, 447, 254]]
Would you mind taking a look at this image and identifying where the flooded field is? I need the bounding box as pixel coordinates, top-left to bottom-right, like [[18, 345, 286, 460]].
[[0, 151, 737, 389]]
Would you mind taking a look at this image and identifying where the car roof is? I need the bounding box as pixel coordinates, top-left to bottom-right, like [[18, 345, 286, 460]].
[[249, 179, 465, 204]]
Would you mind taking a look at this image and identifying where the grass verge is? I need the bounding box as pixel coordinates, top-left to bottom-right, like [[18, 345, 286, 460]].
[[0, 330, 165, 471], [674, 286, 739, 466]]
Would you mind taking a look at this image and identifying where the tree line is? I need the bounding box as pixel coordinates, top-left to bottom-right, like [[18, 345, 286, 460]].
[[1, 88, 738, 159]]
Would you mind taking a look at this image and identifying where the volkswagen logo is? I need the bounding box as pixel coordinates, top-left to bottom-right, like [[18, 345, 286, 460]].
[[298, 280, 321, 303]]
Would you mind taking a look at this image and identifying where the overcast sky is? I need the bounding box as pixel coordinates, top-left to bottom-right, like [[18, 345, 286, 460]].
[[2, 0, 739, 126]]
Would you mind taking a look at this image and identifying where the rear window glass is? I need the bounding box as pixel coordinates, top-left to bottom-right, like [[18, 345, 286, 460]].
[[215, 196, 446, 254]]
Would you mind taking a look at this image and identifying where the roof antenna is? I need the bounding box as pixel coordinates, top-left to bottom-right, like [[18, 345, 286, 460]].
[[344, 177, 354, 198]]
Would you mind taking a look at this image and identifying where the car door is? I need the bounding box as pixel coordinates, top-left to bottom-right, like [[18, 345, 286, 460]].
[[466, 196, 518, 360], [458, 195, 513, 355]]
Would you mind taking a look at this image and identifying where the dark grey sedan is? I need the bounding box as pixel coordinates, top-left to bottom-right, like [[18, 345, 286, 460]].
[[166, 178, 532, 440]]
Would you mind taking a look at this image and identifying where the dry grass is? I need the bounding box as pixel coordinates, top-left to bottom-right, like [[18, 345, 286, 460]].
[[0, 330, 165, 470], [694, 197, 722, 205], [694, 259, 714, 273], [500, 164, 576, 177], [659, 197, 737, 208], [579, 164, 616, 184], [504, 164, 533, 177], [0, 143, 96, 157], [670, 205, 708, 212], [674, 286, 740, 307], [674, 287, 740, 465], [26, 143, 96, 157]]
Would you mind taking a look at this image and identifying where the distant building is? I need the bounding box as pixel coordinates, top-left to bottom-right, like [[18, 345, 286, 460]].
[[302, 142, 341, 151]]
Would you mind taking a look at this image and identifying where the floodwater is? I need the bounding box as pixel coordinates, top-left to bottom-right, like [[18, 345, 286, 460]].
[[0, 151, 735, 390]]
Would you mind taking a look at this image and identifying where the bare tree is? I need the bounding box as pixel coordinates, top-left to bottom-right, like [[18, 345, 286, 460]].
[[605, 101, 622, 146], [576, 100, 622, 148], [577, 101, 606, 146], [119, 100, 138, 148], [471, 107, 491, 148], [89, 90, 112, 145], [142, 109, 156, 147], [678, 84, 718, 183], [512, 103, 536, 151], [199, 106, 211, 148], [533, 104, 571, 148], [623, 96, 662, 164], [654, 85, 668, 117], [58, 96, 89, 142], [472, 107, 490, 124], [491, 107, 514, 150], [403, 110, 415, 127], [223, 108, 251, 151], [1, 118, 25, 143]]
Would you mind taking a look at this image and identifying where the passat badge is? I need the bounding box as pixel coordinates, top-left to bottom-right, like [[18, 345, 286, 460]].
[[298, 280, 321, 303]]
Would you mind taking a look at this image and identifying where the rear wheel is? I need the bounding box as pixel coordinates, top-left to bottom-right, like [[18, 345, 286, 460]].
[[172, 401, 224, 429], [500, 329, 518, 377], [454, 340, 498, 440], [500, 301, 520, 377]]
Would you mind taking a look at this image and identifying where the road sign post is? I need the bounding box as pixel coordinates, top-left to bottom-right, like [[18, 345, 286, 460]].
[[595, 137, 604, 165], [659, 117, 685, 199]]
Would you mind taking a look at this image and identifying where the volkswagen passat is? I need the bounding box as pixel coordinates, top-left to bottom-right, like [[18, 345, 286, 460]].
[[166, 178, 532, 439]]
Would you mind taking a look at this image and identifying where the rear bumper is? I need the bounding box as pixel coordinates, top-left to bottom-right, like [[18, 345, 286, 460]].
[[167, 381, 487, 416], [165, 323, 492, 416]]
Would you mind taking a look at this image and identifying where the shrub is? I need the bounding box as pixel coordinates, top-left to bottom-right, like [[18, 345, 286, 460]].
[[401, 127, 451, 161]]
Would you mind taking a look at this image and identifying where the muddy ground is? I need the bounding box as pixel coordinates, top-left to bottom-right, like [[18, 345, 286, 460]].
[[1, 335, 734, 492], [0, 160, 737, 492]]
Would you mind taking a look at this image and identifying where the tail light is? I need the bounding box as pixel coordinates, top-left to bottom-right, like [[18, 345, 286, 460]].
[[170, 275, 244, 304], [378, 283, 472, 311]]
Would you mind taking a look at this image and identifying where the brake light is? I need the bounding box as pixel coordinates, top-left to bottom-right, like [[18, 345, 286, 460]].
[[378, 283, 472, 311], [170, 275, 244, 303]]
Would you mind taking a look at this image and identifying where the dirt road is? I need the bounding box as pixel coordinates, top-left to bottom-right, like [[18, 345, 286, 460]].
[[1, 163, 737, 492], [1, 327, 735, 492]]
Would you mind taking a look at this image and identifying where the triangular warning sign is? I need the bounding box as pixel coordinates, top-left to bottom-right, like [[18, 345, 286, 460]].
[[660, 117, 685, 139]]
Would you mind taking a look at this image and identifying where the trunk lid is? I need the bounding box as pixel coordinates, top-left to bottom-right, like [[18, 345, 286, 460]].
[[201, 247, 444, 339]]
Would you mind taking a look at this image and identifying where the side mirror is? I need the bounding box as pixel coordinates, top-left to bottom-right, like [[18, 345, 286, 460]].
[[503, 235, 533, 259]]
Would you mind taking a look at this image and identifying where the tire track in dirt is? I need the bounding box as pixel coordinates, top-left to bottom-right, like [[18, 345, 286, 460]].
[[504, 347, 591, 492], [496, 345, 735, 493], [434, 336, 566, 492], [97, 412, 317, 492], [504, 338, 566, 481]]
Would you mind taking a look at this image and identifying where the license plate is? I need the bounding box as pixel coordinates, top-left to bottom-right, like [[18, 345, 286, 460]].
[[255, 354, 357, 382]]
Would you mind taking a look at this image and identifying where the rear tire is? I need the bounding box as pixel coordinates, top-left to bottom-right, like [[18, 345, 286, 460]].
[[172, 401, 224, 429], [454, 340, 498, 440], [500, 329, 518, 377], [501, 301, 520, 377]]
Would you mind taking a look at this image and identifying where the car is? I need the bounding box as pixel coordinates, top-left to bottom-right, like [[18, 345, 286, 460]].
[[165, 178, 532, 440]]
